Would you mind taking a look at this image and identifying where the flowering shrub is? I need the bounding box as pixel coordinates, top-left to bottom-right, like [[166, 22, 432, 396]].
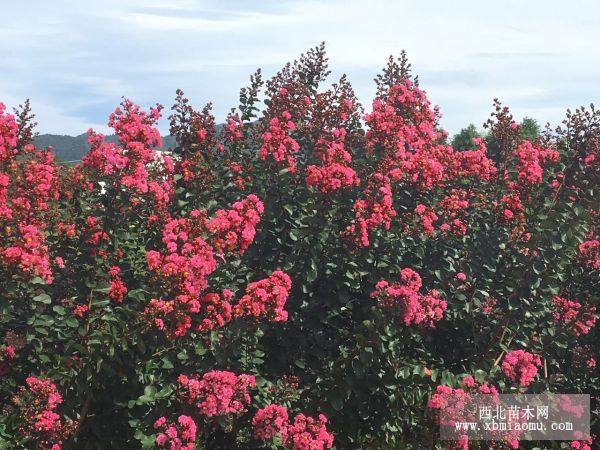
[[0, 46, 597, 449]]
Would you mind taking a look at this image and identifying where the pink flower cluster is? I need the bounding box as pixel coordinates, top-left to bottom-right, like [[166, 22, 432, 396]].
[[253, 405, 334, 450], [207, 194, 264, 255], [12, 377, 74, 450], [502, 350, 542, 387], [178, 370, 255, 418], [82, 100, 173, 206], [196, 290, 234, 332], [513, 140, 558, 186], [144, 297, 194, 339], [145, 212, 217, 337], [427, 376, 499, 411], [22, 149, 60, 213], [287, 413, 335, 450], [223, 113, 244, 143], [365, 81, 495, 190], [365, 80, 440, 158], [0, 171, 11, 219], [145, 195, 267, 337], [454, 138, 497, 181], [551, 296, 597, 335], [343, 173, 396, 247], [259, 111, 300, 173], [371, 268, 447, 328], [3, 223, 53, 283], [306, 128, 359, 193], [233, 270, 292, 322], [153, 415, 197, 450], [437, 189, 471, 236], [146, 215, 217, 297], [0, 102, 18, 161], [414, 204, 438, 236], [346, 79, 496, 248], [252, 404, 290, 441], [144, 289, 234, 338], [0, 107, 62, 284]]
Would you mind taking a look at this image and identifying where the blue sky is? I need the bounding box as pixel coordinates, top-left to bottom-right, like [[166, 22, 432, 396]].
[[1, 0, 599, 136]]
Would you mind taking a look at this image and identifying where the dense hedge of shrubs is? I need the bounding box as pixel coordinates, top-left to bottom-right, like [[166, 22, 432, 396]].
[[0, 45, 598, 449]]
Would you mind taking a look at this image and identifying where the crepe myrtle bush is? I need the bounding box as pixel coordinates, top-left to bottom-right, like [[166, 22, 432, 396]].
[[0, 44, 598, 449]]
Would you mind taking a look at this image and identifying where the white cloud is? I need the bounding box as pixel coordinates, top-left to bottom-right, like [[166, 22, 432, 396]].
[[0, 0, 598, 135]]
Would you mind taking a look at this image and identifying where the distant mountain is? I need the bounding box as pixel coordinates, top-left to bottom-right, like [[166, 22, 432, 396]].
[[33, 134, 177, 163]]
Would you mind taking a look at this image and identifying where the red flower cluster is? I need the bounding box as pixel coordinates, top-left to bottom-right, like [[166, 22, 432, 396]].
[[570, 437, 594, 450], [153, 415, 197, 450], [178, 371, 255, 418], [259, 111, 300, 173], [501, 350, 542, 387], [108, 266, 127, 303], [253, 405, 334, 450], [552, 296, 597, 335], [371, 268, 447, 328], [306, 128, 359, 193], [0, 344, 15, 361], [11, 377, 75, 450], [0, 344, 15, 375], [579, 239, 600, 269], [497, 193, 525, 223], [233, 270, 292, 322], [207, 194, 264, 255]]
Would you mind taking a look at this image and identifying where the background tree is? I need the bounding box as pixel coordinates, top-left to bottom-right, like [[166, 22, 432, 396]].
[[451, 123, 481, 150]]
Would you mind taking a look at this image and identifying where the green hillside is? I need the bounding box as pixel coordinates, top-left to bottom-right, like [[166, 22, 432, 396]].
[[34, 133, 177, 162]]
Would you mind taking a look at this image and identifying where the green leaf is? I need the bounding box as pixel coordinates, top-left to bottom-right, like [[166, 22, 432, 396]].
[[32, 293, 51, 304]]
